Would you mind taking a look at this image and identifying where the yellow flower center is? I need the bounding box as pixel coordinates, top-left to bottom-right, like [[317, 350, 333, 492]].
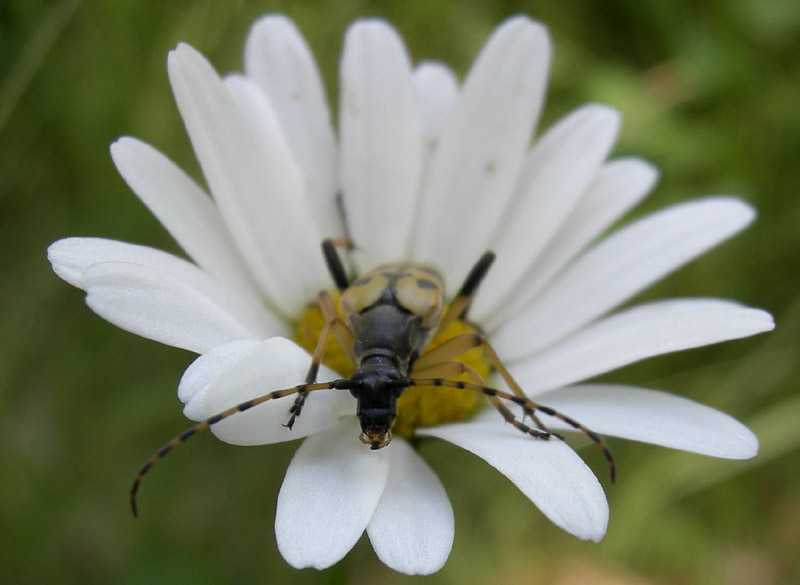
[[294, 292, 491, 439]]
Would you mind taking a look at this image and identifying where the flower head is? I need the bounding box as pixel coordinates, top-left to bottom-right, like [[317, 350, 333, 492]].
[[47, 14, 773, 575]]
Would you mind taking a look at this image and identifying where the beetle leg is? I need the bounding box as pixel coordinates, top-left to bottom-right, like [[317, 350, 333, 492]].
[[414, 332, 548, 431], [410, 361, 537, 436], [286, 291, 356, 428], [406, 377, 615, 484], [321, 238, 353, 292], [435, 251, 495, 335]]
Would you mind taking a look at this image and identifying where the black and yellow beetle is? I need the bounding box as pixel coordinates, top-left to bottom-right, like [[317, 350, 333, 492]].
[[130, 239, 614, 516]]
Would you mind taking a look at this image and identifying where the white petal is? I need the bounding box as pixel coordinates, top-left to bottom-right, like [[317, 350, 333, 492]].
[[487, 157, 658, 330], [414, 61, 458, 147], [367, 439, 453, 575], [412, 16, 551, 283], [49, 237, 184, 289], [82, 261, 256, 353], [197, 338, 351, 444], [475, 104, 621, 317], [224, 73, 328, 237], [419, 419, 608, 541], [493, 197, 756, 354], [179, 339, 261, 414], [276, 419, 391, 569], [244, 14, 340, 232], [168, 43, 326, 317], [537, 384, 760, 459], [339, 19, 423, 265], [505, 299, 775, 390], [48, 237, 283, 337], [109, 137, 264, 306]]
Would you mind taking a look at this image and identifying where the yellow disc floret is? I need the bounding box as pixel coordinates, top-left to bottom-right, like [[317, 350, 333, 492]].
[[294, 295, 490, 439]]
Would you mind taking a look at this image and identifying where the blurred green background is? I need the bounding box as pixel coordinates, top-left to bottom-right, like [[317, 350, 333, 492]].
[[2, 0, 798, 584]]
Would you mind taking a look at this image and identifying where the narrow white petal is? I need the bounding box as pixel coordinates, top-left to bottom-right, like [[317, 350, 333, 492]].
[[537, 384, 760, 459], [475, 104, 621, 317], [109, 137, 264, 306], [224, 73, 330, 236], [244, 14, 340, 232], [504, 299, 774, 390], [413, 61, 459, 232], [195, 338, 351, 444], [419, 420, 608, 541], [168, 43, 326, 317], [367, 439, 453, 575], [179, 339, 261, 412], [48, 237, 284, 337], [276, 419, 391, 569], [413, 16, 551, 283], [414, 61, 458, 147], [49, 237, 180, 289], [340, 19, 423, 265], [487, 157, 658, 330], [83, 262, 256, 353], [493, 197, 756, 354]]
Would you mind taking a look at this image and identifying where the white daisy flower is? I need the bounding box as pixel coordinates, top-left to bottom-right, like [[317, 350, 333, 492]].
[[47, 14, 774, 575]]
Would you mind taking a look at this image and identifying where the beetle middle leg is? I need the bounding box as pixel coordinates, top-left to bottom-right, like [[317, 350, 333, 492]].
[[413, 332, 550, 432], [410, 361, 561, 441], [404, 375, 615, 483]]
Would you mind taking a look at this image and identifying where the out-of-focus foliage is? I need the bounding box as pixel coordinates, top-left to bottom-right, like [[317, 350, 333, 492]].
[[1, 1, 798, 584]]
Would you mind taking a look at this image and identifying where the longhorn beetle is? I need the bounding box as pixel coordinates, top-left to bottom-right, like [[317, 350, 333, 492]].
[[130, 239, 615, 516]]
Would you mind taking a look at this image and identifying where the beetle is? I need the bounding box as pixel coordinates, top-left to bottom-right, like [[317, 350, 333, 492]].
[[130, 239, 614, 516]]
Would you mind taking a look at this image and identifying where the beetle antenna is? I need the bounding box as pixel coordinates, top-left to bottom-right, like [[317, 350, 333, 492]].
[[130, 380, 352, 517], [406, 377, 615, 484]]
